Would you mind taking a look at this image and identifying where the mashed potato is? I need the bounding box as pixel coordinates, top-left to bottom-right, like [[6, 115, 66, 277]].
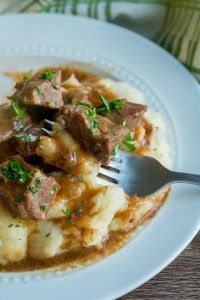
[[0, 71, 171, 267], [76, 186, 127, 247], [99, 78, 172, 169], [0, 203, 27, 264]]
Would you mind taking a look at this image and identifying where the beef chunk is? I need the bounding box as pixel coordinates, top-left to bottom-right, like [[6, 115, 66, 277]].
[[107, 100, 147, 129], [0, 104, 31, 143], [0, 156, 58, 220], [56, 105, 128, 164], [0, 105, 14, 143], [9, 70, 63, 109], [14, 125, 43, 158]]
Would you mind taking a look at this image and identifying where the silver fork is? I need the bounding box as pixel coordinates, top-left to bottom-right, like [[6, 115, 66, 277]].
[[98, 150, 200, 196], [42, 120, 200, 197]]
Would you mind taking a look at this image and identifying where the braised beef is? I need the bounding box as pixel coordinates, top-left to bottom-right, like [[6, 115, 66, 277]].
[[9, 70, 63, 109], [14, 125, 43, 158], [0, 155, 58, 220], [56, 105, 128, 164], [0, 104, 31, 143], [107, 100, 147, 129], [0, 105, 15, 143]]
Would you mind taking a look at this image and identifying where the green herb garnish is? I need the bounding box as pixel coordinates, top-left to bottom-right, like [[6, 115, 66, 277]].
[[14, 194, 24, 203], [39, 70, 55, 81], [46, 232, 51, 238], [66, 217, 72, 224], [23, 74, 31, 81], [62, 208, 72, 224], [62, 208, 71, 216], [40, 204, 46, 211], [109, 99, 123, 110], [11, 100, 26, 122], [8, 224, 13, 228], [76, 101, 91, 108], [14, 133, 31, 143], [96, 95, 123, 116], [96, 95, 110, 116], [84, 108, 99, 135], [29, 177, 41, 194], [54, 183, 61, 192], [113, 144, 119, 156], [15, 224, 20, 228], [1, 160, 33, 183], [64, 96, 73, 104], [123, 132, 136, 152]]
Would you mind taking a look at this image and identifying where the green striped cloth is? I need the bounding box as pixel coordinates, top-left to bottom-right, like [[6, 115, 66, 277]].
[[1, 0, 200, 80]]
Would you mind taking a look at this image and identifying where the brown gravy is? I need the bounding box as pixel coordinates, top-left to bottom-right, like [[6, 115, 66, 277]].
[[0, 67, 170, 272], [0, 188, 170, 272]]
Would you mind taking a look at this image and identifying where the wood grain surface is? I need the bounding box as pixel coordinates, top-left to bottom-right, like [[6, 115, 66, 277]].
[[120, 232, 200, 299]]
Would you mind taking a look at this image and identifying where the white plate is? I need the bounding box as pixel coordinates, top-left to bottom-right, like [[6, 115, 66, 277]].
[[0, 14, 199, 300]]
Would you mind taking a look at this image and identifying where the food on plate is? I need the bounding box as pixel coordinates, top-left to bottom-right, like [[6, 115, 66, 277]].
[[0, 66, 171, 271]]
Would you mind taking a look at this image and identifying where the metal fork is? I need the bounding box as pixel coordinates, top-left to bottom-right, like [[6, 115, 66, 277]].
[[42, 120, 200, 197], [98, 150, 200, 196]]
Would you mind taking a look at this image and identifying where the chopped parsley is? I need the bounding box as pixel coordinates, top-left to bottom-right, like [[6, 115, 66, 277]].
[[84, 108, 99, 135], [96, 95, 110, 116], [62, 208, 71, 216], [54, 183, 61, 192], [11, 100, 26, 123], [1, 160, 33, 183], [113, 144, 119, 156], [62, 209, 72, 224], [13, 194, 24, 203], [40, 204, 46, 211], [39, 70, 55, 81], [96, 95, 123, 116], [64, 96, 73, 104], [23, 73, 31, 81], [8, 224, 13, 228], [65, 217, 72, 224], [123, 132, 136, 152], [29, 177, 41, 194], [76, 101, 91, 108], [33, 86, 44, 95], [15, 224, 20, 228], [14, 133, 31, 143], [46, 232, 51, 238], [109, 99, 123, 111]]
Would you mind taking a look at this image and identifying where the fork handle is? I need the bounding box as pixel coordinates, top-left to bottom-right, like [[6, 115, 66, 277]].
[[168, 171, 200, 185]]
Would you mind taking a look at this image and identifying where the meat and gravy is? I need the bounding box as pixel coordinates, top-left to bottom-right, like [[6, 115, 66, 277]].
[[0, 67, 171, 271]]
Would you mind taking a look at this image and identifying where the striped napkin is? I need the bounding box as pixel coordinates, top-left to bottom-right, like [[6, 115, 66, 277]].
[[1, 0, 199, 80]]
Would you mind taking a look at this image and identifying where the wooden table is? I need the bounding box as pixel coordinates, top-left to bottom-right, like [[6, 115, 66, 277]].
[[120, 232, 200, 299]]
